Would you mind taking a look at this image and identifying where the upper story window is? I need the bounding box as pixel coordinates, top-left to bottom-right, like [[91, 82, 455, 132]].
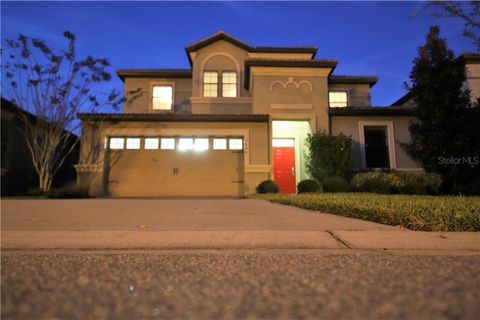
[[203, 71, 218, 97], [152, 85, 173, 110], [222, 71, 237, 97], [329, 91, 348, 108], [203, 71, 238, 98]]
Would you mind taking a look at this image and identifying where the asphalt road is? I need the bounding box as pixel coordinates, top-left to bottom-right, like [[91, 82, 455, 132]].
[[2, 251, 479, 319]]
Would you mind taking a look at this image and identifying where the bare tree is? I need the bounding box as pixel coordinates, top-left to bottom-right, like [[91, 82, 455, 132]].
[[413, 1, 480, 51], [1, 31, 136, 191]]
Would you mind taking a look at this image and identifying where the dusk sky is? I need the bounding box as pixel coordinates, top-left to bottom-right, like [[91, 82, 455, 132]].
[[1, 1, 475, 107]]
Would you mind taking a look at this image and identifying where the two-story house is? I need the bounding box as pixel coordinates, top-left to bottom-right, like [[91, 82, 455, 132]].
[[75, 31, 479, 197]]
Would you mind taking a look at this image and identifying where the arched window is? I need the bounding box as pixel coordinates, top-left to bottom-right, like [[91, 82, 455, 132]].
[[202, 55, 239, 98]]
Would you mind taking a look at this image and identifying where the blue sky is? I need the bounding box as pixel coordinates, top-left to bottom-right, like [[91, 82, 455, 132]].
[[1, 1, 475, 107]]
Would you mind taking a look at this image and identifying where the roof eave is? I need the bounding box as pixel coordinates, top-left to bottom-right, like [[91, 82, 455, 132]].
[[77, 113, 270, 123], [243, 60, 338, 89], [329, 76, 378, 88], [116, 69, 193, 81], [329, 107, 416, 116]]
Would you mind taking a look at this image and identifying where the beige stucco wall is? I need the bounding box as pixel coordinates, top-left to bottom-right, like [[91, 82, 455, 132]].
[[123, 77, 192, 113], [250, 68, 330, 133], [192, 40, 251, 98], [328, 83, 372, 107], [76, 120, 270, 196], [466, 63, 480, 104], [330, 115, 421, 171]]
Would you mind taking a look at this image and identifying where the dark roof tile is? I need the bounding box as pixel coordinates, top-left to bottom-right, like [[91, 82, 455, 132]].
[[78, 112, 269, 122]]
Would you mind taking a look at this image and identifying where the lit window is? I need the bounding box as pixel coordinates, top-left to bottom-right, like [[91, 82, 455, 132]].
[[222, 71, 237, 97], [178, 138, 194, 151], [152, 85, 173, 110], [329, 91, 348, 108], [213, 138, 227, 150], [126, 138, 141, 150], [203, 71, 218, 97], [194, 138, 209, 151], [161, 138, 175, 150], [229, 138, 243, 150], [145, 138, 159, 150], [109, 137, 124, 150]]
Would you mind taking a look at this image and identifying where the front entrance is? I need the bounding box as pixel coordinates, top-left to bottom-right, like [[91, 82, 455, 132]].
[[273, 139, 296, 194]]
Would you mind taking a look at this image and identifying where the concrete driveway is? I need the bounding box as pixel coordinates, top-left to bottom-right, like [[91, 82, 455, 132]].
[[2, 198, 395, 231]]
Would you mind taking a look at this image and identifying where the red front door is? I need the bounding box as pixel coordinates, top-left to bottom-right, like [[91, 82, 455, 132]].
[[273, 140, 296, 194]]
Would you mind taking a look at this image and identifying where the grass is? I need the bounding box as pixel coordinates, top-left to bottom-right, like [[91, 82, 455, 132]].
[[251, 193, 480, 232]]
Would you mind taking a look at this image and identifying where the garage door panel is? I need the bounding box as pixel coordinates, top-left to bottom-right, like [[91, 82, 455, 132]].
[[107, 148, 244, 197]]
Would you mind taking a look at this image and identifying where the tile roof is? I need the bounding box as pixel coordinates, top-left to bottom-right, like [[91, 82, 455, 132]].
[[329, 106, 415, 116], [329, 75, 378, 87], [77, 112, 269, 122], [116, 69, 192, 81]]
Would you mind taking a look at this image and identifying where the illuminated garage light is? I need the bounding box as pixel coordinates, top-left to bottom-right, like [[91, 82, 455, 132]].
[[161, 138, 175, 150], [178, 138, 194, 151], [145, 138, 159, 149], [229, 138, 243, 150], [194, 138, 209, 151], [109, 137, 124, 149], [213, 138, 227, 150], [126, 138, 141, 149]]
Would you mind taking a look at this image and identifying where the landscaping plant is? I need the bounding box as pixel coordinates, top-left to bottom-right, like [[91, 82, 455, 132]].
[[401, 26, 480, 194], [322, 176, 350, 193], [305, 131, 353, 183], [297, 179, 322, 194], [256, 180, 279, 194]]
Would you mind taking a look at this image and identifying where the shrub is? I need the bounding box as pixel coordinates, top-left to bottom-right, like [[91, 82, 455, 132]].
[[256, 180, 279, 194], [305, 131, 352, 182], [45, 184, 89, 199], [351, 171, 442, 195], [297, 179, 322, 194], [323, 176, 349, 193], [398, 173, 442, 195]]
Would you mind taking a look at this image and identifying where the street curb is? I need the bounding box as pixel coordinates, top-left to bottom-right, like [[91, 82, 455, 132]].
[[2, 230, 479, 251], [1, 230, 343, 250]]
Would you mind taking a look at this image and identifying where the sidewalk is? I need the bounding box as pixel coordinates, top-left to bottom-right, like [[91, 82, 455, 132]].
[[2, 230, 479, 251], [2, 199, 479, 252]]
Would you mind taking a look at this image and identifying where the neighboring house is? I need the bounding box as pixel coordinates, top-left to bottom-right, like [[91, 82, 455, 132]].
[[0, 98, 79, 195], [75, 31, 479, 197], [392, 52, 480, 107]]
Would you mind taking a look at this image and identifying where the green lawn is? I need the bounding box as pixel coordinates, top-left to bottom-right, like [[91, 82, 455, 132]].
[[251, 193, 480, 232]]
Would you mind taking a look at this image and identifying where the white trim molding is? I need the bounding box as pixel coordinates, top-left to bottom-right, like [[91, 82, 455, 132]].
[[358, 121, 397, 169]]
